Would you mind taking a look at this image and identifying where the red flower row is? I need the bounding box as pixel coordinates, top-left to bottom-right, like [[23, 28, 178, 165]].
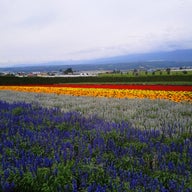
[[13, 84, 192, 91]]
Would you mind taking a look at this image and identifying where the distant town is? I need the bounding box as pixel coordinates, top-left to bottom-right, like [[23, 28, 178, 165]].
[[0, 66, 192, 78], [0, 67, 99, 77]]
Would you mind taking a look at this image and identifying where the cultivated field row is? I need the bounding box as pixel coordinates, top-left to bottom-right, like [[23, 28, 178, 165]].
[[0, 90, 191, 135]]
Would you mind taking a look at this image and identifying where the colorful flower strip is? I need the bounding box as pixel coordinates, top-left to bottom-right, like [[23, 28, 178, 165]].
[[9, 84, 192, 91], [0, 86, 192, 103], [52, 84, 192, 91]]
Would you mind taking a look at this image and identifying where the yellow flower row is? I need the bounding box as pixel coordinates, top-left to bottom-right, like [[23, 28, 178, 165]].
[[0, 86, 192, 103]]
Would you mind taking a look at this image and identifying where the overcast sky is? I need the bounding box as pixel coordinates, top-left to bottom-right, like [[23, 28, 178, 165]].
[[0, 0, 192, 66]]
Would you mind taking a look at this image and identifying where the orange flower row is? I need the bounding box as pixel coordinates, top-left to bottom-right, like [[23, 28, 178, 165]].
[[0, 86, 191, 103]]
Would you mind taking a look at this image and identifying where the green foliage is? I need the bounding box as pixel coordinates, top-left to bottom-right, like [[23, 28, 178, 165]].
[[0, 74, 192, 85], [12, 107, 23, 116]]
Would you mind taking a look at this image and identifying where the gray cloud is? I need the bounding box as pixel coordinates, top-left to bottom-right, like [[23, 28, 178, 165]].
[[0, 0, 192, 66]]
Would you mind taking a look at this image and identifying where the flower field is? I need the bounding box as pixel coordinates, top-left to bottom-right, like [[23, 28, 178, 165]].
[[0, 84, 192, 102], [0, 84, 192, 191]]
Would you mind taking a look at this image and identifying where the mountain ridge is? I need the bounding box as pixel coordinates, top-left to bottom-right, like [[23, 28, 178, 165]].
[[80, 49, 192, 64], [1, 49, 192, 72]]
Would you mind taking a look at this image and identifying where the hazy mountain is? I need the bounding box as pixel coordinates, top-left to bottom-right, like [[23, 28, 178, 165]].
[[1, 49, 192, 72], [83, 49, 192, 64], [41, 49, 192, 66]]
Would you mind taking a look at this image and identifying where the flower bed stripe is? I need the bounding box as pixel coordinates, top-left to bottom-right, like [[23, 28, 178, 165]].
[[51, 84, 192, 91], [5, 84, 192, 91], [1, 101, 191, 191], [0, 85, 192, 103]]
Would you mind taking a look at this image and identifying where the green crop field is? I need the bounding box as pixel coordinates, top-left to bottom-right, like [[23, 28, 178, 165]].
[[0, 72, 192, 85], [99, 69, 192, 77]]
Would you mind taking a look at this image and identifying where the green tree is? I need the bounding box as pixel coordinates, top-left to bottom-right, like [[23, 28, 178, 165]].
[[64, 68, 73, 74], [166, 68, 171, 75], [182, 71, 188, 74]]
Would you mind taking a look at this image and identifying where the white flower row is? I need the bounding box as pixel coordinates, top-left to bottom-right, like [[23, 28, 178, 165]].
[[0, 90, 191, 134]]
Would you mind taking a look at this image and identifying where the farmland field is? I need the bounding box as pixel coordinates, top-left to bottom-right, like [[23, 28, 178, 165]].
[[0, 84, 192, 191], [0, 73, 192, 85]]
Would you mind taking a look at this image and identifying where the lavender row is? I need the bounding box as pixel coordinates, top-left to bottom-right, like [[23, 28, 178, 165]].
[[1, 90, 192, 134], [0, 100, 192, 191]]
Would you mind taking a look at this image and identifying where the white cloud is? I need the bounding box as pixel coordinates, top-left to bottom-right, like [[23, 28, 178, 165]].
[[0, 0, 192, 66]]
